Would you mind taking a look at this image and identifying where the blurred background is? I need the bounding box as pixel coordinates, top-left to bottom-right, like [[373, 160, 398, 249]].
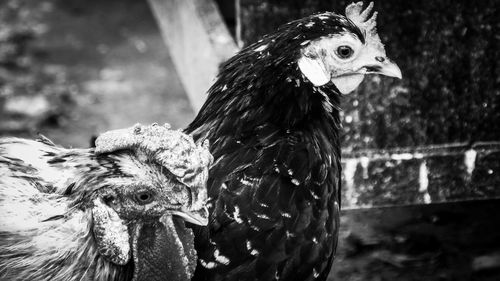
[[0, 0, 193, 146], [0, 0, 499, 280]]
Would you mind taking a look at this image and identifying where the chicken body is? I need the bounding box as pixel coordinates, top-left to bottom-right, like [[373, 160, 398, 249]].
[[186, 3, 401, 281]]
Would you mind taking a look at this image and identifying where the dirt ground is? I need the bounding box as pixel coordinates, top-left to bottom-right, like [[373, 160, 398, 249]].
[[12, 0, 194, 147]]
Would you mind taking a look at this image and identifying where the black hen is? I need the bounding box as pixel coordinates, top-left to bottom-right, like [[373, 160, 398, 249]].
[[186, 2, 401, 281]]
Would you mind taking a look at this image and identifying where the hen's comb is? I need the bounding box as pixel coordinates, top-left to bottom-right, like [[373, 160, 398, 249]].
[[345, 2, 383, 48], [95, 123, 213, 211], [346, 2, 377, 34]]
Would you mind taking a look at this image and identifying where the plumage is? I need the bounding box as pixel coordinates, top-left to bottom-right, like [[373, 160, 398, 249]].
[[0, 124, 212, 281], [185, 2, 401, 281]]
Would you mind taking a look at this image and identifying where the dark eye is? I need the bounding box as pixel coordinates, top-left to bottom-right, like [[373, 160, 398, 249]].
[[135, 191, 154, 205], [336, 45, 354, 59]]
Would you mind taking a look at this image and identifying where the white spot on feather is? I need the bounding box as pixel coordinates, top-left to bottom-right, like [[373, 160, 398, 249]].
[[240, 178, 253, 186], [313, 268, 320, 278], [240, 175, 259, 186], [200, 259, 218, 269], [318, 88, 333, 113], [247, 218, 261, 231], [254, 44, 268, 52], [250, 223, 261, 231], [259, 202, 269, 208], [256, 213, 270, 220], [310, 190, 320, 200], [233, 206, 243, 223], [214, 249, 230, 265], [281, 212, 291, 218], [291, 178, 300, 186], [246, 238, 258, 256]]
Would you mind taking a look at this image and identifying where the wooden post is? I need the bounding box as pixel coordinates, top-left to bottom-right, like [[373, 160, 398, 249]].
[[147, 0, 239, 111]]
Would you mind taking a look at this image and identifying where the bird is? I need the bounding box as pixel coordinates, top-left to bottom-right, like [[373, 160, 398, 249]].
[[185, 2, 402, 281], [0, 123, 213, 281]]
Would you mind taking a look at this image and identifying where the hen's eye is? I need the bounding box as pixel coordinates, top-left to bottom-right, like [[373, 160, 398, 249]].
[[336, 45, 354, 59], [135, 191, 154, 205]]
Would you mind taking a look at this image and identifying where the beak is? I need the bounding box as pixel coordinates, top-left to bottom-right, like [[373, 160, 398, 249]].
[[171, 206, 209, 226], [368, 57, 402, 79]]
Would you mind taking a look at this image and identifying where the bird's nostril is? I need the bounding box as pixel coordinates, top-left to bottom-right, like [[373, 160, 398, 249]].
[[375, 56, 385, 62]]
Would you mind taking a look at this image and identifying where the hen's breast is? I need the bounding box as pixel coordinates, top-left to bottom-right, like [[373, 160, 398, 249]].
[[193, 126, 340, 281]]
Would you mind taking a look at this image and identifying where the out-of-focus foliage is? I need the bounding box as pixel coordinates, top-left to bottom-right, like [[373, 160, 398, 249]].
[[0, 0, 77, 135], [239, 0, 500, 150]]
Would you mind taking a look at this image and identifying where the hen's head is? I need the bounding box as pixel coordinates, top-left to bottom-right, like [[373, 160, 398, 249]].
[[213, 1, 400, 98], [92, 123, 212, 226], [296, 2, 402, 93]]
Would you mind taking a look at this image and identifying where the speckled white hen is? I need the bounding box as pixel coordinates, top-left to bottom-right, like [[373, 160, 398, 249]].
[[0, 123, 212, 281]]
